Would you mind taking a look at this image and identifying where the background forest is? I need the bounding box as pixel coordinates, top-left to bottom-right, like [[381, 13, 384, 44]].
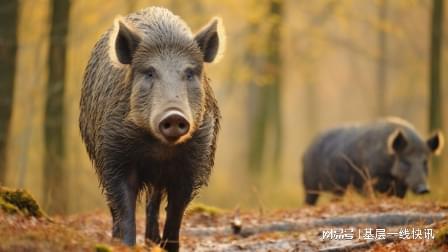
[[0, 0, 446, 215]]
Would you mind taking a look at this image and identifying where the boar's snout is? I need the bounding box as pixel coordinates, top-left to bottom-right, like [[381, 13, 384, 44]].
[[158, 110, 190, 142], [413, 184, 430, 195]]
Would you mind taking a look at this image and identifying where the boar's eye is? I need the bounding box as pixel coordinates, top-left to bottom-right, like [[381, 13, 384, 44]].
[[185, 68, 195, 81], [145, 67, 157, 79]]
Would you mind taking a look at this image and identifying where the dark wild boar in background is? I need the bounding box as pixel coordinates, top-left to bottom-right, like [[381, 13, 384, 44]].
[[79, 7, 224, 251], [302, 117, 444, 205]]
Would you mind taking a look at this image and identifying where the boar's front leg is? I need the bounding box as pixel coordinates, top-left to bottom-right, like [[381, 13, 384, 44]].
[[109, 206, 121, 238], [146, 187, 163, 244], [393, 181, 407, 198], [161, 186, 192, 252], [305, 191, 320, 205], [106, 171, 139, 246]]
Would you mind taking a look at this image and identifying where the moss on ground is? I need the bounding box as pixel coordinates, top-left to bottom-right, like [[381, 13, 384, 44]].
[[95, 243, 112, 252], [0, 196, 20, 214], [0, 186, 46, 218], [187, 202, 223, 216]]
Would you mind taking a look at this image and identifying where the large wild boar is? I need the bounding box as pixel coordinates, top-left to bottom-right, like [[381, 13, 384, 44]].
[[302, 117, 444, 205], [79, 7, 224, 251]]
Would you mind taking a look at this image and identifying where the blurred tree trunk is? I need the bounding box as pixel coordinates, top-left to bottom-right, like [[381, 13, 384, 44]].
[[248, 0, 283, 176], [44, 0, 70, 214], [429, 0, 444, 172], [429, 0, 444, 132], [300, 1, 337, 147], [376, 0, 388, 116], [247, 21, 265, 175], [248, 82, 270, 175], [267, 0, 283, 175], [0, 0, 19, 185]]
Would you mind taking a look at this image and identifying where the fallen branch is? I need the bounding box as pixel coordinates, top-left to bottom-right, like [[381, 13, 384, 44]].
[[183, 211, 447, 237]]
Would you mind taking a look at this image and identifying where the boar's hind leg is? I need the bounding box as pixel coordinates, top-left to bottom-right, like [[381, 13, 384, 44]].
[[161, 186, 193, 252], [145, 187, 163, 244]]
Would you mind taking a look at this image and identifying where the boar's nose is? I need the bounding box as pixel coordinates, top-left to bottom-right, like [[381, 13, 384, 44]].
[[414, 184, 430, 195], [159, 112, 190, 142]]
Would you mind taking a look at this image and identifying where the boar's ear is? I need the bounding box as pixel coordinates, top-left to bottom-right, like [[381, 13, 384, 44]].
[[112, 18, 141, 65], [194, 17, 226, 63], [427, 131, 444, 155], [387, 129, 408, 154]]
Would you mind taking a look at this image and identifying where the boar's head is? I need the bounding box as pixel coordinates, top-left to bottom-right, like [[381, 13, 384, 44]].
[[387, 129, 444, 194], [110, 10, 224, 145]]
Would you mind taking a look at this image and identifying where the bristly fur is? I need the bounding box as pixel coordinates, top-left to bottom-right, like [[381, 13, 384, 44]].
[[79, 6, 222, 250]]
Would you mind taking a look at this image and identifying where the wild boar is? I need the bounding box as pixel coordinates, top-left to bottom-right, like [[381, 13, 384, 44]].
[[79, 7, 224, 251], [302, 117, 444, 205]]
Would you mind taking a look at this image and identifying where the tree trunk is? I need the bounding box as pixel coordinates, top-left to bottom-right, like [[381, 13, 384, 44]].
[[429, 0, 444, 132], [377, 0, 388, 116], [247, 20, 266, 175], [429, 0, 444, 173], [0, 0, 19, 185], [267, 0, 283, 174], [247, 0, 283, 176], [248, 83, 269, 174], [44, 0, 70, 214]]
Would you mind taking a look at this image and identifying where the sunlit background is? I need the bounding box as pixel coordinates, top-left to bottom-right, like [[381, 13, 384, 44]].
[[1, 0, 447, 214]]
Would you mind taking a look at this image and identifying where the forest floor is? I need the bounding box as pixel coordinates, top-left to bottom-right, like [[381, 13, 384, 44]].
[[1, 196, 448, 252], [0, 187, 448, 252]]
